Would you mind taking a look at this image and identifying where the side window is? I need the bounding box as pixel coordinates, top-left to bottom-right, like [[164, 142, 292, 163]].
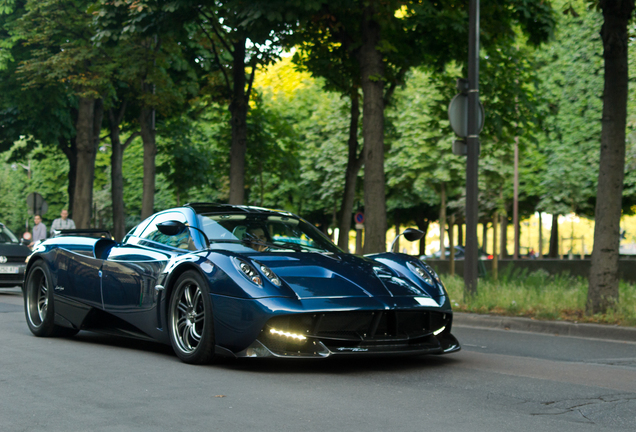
[[139, 212, 194, 250]]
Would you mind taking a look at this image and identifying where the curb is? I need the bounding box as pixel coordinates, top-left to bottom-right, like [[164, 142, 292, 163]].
[[453, 312, 636, 343]]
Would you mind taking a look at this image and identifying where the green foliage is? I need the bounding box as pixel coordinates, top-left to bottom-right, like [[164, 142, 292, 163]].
[[535, 8, 604, 216], [443, 270, 636, 326], [0, 142, 69, 233]]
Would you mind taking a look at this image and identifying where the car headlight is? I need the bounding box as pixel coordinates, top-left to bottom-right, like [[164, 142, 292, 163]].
[[256, 262, 282, 287], [407, 261, 434, 286], [234, 258, 282, 288], [233, 258, 262, 286]]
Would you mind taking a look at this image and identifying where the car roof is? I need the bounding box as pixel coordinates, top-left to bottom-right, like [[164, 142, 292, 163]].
[[185, 202, 295, 217]]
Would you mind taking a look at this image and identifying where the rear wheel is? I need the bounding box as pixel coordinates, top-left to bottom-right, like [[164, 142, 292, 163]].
[[168, 270, 215, 364], [24, 261, 78, 337]]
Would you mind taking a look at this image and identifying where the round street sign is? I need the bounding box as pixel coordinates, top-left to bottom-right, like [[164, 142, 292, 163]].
[[354, 212, 365, 224], [448, 93, 485, 138]]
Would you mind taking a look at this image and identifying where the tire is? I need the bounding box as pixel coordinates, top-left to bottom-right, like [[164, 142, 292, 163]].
[[168, 270, 216, 364], [24, 261, 78, 337]]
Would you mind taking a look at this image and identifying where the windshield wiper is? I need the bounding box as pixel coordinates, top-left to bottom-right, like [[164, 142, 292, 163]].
[[208, 237, 300, 252]]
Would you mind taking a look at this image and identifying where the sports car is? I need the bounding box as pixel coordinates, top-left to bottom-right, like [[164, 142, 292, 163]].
[[23, 203, 460, 363]]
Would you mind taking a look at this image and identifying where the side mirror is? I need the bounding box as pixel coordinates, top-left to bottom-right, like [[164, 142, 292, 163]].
[[403, 228, 424, 242], [157, 220, 188, 236], [388, 228, 425, 253]]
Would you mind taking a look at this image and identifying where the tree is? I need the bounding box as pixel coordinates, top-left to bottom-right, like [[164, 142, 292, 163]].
[[0, 1, 79, 217], [12, 0, 113, 228], [167, 0, 322, 205], [285, 0, 555, 253], [588, 0, 635, 314]]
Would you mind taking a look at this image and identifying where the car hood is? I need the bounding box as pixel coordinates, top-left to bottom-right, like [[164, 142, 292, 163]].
[[0, 243, 31, 258], [250, 251, 438, 300]]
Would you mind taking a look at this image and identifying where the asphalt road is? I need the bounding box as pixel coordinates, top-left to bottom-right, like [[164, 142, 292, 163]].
[[1, 287, 635, 432]]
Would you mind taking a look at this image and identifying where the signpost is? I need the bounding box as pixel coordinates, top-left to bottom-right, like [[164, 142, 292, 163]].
[[354, 212, 364, 254], [447, 0, 481, 295], [464, 0, 480, 295], [26, 192, 48, 216]]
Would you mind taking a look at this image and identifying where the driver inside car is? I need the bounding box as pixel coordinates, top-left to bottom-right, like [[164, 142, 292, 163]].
[[246, 227, 268, 252]]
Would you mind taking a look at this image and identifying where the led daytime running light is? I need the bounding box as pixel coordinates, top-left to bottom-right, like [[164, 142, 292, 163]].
[[433, 326, 446, 336], [270, 328, 307, 341]]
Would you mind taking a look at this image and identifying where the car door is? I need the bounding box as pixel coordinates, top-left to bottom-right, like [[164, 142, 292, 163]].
[[54, 248, 103, 308], [100, 211, 192, 312]]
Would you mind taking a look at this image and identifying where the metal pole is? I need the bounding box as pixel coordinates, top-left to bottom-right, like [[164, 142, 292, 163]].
[[513, 136, 520, 259], [464, 0, 480, 295]]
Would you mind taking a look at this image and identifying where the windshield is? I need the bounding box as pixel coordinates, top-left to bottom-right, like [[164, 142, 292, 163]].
[[197, 213, 341, 253], [0, 225, 19, 244]]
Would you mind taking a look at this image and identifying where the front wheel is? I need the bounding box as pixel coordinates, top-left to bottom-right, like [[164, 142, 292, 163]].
[[24, 261, 78, 337], [168, 270, 216, 364]]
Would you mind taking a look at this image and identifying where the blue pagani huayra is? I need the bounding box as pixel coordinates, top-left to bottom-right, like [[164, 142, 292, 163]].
[[23, 203, 460, 364]]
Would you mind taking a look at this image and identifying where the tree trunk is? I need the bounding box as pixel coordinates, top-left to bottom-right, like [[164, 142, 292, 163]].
[[500, 215, 509, 258], [337, 92, 363, 252], [229, 38, 248, 205], [72, 98, 100, 229], [108, 105, 136, 242], [492, 214, 498, 280], [513, 136, 520, 259], [140, 104, 156, 219], [415, 216, 429, 256], [588, 0, 634, 314], [110, 112, 125, 241], [359, 7, 387, 254], [58, 136, 77, 217], [449, 215, 455, 276], [482, 222, 488, 253], [549, 213, 559, 258], [393, 214, 400, 253], [438, 183, 447, 260], [538, 212, 543, 259], [457, 222, 463, 247]]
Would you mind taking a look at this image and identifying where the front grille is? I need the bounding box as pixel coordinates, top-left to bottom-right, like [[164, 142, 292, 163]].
[[264, 310, 450, 345], [5, 256, 27, 263], [0, 274, 24, 282]]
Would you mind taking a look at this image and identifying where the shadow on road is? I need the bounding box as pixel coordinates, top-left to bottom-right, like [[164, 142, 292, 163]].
[[65, 331, 460, 373], [219, 353, 460, 374]]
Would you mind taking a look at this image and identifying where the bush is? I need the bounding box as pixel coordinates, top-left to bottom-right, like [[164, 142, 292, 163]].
[[443, 271, 636, 327]]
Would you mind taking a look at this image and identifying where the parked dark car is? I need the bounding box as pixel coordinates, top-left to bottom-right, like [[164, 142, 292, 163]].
[[421, 245, 491, 261], [0, 223, 30, 288], [23, 203, 460, 364]]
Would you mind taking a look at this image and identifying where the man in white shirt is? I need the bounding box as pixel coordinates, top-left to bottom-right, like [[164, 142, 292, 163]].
[[50, 209, 76, 236], [30, 215, 46, 247]]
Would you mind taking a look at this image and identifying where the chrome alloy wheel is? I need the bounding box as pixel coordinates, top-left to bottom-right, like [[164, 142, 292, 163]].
[[26, 268, 48, 327], [170, 282, 205, 354]]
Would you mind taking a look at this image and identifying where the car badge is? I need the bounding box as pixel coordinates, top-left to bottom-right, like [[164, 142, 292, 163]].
[[0, 256, 7, 263]]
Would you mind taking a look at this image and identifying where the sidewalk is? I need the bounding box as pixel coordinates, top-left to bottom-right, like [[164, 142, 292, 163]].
[[454, 312, 636, 343]]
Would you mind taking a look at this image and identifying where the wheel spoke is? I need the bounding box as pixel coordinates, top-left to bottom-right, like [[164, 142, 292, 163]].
[[184, 286, 193, 308], [190, 325, 201, 342], [177, 301, 188, 314], [192, 289, 201, 308], [181, 324, 192, 350]]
